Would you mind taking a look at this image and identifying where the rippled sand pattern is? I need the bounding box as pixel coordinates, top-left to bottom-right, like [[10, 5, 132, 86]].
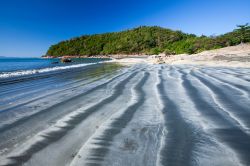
[[0, 63, 250, 166]]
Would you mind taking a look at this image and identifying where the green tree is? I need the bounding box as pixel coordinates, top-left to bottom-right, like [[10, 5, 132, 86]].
[[46, 25, 250, 57], [235, 23, 250, 43]]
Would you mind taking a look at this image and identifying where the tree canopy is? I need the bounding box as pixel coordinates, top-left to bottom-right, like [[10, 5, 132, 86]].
[[236, 23, 250, 43], [46, 25, 250, 57]]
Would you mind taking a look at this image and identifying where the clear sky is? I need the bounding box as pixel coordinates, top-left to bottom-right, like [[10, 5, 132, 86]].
[[0, 0, 250, 57]]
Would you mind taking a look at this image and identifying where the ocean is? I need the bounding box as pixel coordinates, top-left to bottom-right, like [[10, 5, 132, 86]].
[[0, 57, 110, 78]]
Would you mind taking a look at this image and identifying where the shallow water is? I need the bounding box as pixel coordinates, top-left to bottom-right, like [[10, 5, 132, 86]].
[[0, 63, 250, 166], [0, 57, 110, 78]]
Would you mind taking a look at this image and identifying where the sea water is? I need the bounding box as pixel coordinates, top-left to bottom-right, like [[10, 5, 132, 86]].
[[0, 57, 110, 78]]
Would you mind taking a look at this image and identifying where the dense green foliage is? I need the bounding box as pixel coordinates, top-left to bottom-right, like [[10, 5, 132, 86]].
[[236, 23, 250, 43], [46, 25, 250, 57]]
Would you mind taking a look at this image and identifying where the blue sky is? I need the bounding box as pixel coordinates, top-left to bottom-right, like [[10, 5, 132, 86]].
[[0, 0, 250, 57]]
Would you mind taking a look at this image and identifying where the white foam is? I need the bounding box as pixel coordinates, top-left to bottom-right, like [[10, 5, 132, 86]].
[[0, 63, 98, 78]]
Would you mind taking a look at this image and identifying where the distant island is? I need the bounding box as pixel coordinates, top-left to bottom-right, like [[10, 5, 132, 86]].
[[45, 24, 250, 58]]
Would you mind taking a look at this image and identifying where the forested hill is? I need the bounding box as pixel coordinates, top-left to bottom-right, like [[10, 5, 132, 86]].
[[46, 25, 250, 57]]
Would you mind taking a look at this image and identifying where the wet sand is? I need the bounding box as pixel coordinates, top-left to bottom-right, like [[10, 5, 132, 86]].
[[0, 63, 250, 166]]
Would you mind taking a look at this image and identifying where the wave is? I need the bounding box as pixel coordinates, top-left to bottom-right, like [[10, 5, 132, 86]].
[[0, 63, 98, 78]]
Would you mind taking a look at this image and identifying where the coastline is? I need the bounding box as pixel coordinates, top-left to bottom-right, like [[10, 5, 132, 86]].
[[111, 43, 250, 68], [2, 0, 250, 165], [43, 44, 250, 68], [148, 43, 250, 68]]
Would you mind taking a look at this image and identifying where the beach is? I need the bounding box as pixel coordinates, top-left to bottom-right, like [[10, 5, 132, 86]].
[[148, 44, 250, 68], [1, 0, 250, 165], [0, 50, 250, 166]]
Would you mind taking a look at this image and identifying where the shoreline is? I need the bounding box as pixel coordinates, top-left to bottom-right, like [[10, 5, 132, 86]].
[[43, 44, 250, 68], [148, 43, 250, 68], [42, 54, 149, 59]]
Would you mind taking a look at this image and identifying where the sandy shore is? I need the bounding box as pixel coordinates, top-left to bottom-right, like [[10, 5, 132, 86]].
[[109, 57, 149, 65], [44, 44, 250, 68], [147, 44, 250, 68], [0, 62, 250, 166], [1, 46, 250, 165]]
